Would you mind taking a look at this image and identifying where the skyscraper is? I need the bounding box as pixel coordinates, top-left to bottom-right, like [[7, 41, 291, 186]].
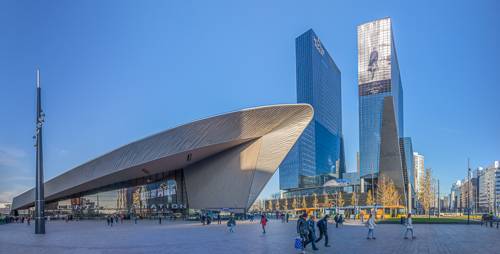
[[279, 29, 344, 190], [358, 17, 404, 180], [413, 152, 424, 191]]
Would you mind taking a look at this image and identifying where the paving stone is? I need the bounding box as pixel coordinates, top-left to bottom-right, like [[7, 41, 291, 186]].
[[1, 218, 499, 253]]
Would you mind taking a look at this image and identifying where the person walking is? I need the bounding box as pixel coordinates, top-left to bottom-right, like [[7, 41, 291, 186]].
[[286, 213, 289, 223], [207, 215, 211, 225], [315, 215, 330, 247], [135, 216, 138, 225], [404, 213, 416, 239], [296, 213, 309, 254], [121, 216, 123, 223], [260, 214, 267, 234], [217, 213, 221, 225], [366, 214, 377, 239], [304, 215, 319, 250], [339, 214, 343, 225], [334, 214, 339, 228], [27, 217, 30, 226], [228, 214, 236, 232], [159, 216, 162, 225], [110, 216, 114, 227], [66, 216, 68, 223], [202, 213, 206, 225], [107, 216, 110, 226]]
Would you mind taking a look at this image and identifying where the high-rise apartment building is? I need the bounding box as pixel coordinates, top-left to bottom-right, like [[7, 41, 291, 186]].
[[280, 29, 344, 190], [413, 152, 424, 192]]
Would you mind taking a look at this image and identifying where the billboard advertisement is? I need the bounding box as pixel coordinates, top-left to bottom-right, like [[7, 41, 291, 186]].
[[358, 18, 392, 96]]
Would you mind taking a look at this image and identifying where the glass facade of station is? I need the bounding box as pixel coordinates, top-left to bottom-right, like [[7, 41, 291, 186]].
[[358, 17, 404, 179], [28, 169, 193, 220], [280, 29, 344, 190]]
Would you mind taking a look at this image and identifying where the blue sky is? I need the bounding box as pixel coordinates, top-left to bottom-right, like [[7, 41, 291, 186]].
[[0, 1, 499, 203]]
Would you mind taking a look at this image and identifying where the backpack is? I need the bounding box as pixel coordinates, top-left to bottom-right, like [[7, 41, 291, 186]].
[[317, 220, 322, 228]]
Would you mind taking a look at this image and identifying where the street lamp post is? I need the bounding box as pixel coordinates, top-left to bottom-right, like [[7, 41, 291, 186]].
[[468, 158, 470, 225], [35, 70, 46, 234]]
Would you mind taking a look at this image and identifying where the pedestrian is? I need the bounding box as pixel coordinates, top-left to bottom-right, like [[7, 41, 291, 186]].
[[361, 213, 364, 223], [202, 213, 206, 225], [304, 215, 319, 250], [296, 213, 309, 254], [159, 216, 162, 225], [334, 214, 339, 228], [66, 216, 68, 223], [135, 216, 138, 225], [315, 215, 330, 247], [260, 214, 267, 233], [116, 217, 118, 223], [282, 213, 286, 223], [217, 213, 221, 225], [27, 217, 30, 226], [207, 215, 211, 225], [276, 212, 279, 220], [404, 213, 416, 239], [107, 217, 110, 226], [121, 216, 123, 223], [228, 214, 236, 232], [110, 216, 113, 227], [366, 214, 377, 239], [339, 214, 343, 225], [286, 213, 289, 223]]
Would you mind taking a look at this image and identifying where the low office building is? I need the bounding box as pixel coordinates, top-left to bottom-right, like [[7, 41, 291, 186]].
[[12, 104, 313, 219]]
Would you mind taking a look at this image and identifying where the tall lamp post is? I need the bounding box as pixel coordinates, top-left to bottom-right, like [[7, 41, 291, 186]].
[[34, 70, 46, 234], [468, 158, 470, 225]]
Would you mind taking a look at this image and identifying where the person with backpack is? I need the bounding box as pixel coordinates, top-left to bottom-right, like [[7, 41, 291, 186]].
[[296, 213, 309, 254], [334, 214, 339, 228], [228, 214, 236, 232], [260, 214, 267, 233], [366, 214, 377, 239], [404, 213, 416, 239], [315, 215, 330, 247]]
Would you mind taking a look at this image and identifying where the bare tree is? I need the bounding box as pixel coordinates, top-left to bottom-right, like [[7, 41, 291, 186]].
[[416, 167, 436, 220], [366, 190, 373, 206]]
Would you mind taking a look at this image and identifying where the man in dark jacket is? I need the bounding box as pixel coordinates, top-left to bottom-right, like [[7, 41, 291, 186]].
[[316, 215, 330, 247], [296, 213, 309, 252], [286, 213, 289, 223], [334, 214, 339, 228], [305, 215, 319, 250]]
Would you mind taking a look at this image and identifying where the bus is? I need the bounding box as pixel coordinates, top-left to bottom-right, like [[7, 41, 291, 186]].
[[357, 206, 406, 219]]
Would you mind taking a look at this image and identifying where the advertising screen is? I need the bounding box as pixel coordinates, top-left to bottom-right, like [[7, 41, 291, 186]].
[[358, 18, 392, 96]]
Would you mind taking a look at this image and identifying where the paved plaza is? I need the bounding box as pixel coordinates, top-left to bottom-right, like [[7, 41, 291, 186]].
[[1, 218, 500, 253]]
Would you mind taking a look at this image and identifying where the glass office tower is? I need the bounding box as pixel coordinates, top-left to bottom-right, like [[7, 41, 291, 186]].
[[280, 29, 344, 190], [358, 17, 404, 179], [400, 137, 414, 188]]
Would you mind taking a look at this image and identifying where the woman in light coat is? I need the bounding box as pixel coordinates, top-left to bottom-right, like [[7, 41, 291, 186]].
[[366, 214, 377, 239], [404, 213, 416, 239]]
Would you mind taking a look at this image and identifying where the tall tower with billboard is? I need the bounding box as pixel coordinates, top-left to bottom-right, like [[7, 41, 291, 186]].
[[358, 18, 409, 205], [279, 29, 345, 190]]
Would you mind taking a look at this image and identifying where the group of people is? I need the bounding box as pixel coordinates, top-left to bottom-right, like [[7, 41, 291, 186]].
[[200, 213, 222, 225], [106, 215, 124, 226], [297, 213, 330, 253], [294, 212, 416, 253]]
